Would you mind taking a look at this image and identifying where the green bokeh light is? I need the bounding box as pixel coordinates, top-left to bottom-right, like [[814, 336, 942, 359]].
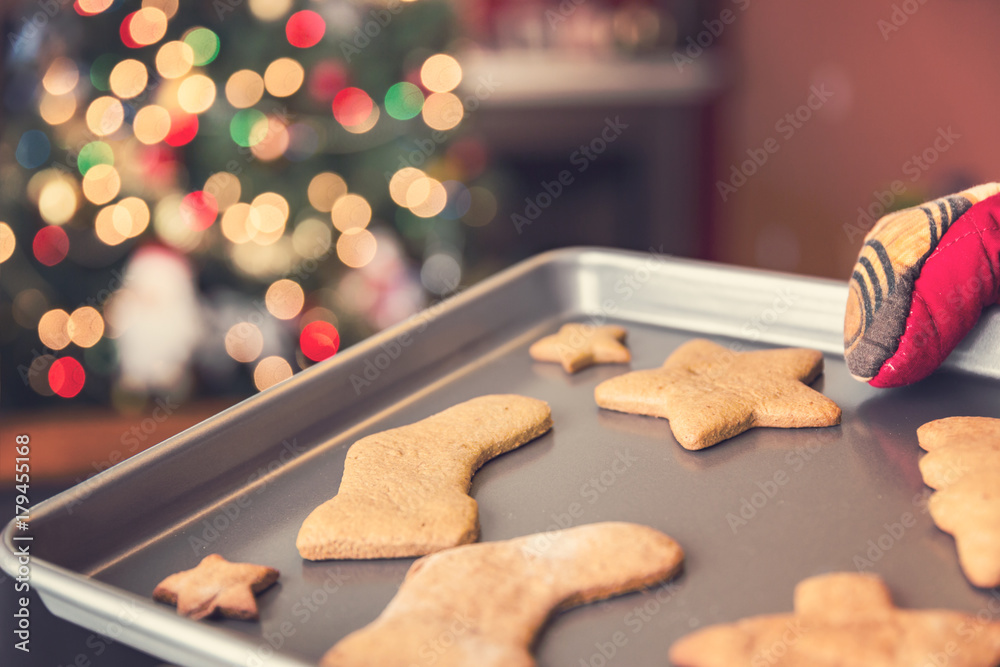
[[77, 141, 114, 176], [184, 28, 220, 67], [89, 54, 116, 92], [230, 109, 267, 147], [384, 82, 424, 121]]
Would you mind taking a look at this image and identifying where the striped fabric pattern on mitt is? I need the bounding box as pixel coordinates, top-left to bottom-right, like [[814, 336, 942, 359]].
[[845, 182, 1000, 387]]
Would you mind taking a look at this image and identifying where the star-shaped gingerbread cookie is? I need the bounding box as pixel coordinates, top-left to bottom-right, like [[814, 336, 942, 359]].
[[594, 338, 841, 450], [529, 323, 630, 373], [670, 572, 1000, 666], [918, 416, 1000, 587], [153, 554, 279, 621]]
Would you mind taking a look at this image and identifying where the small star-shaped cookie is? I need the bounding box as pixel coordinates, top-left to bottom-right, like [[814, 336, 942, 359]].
[[918, 416, 1000, 587], [670, 572, 1000, 667], [529, 323, 630, 373], [594, 338, 841, 450], [153, 554, 279, 621]]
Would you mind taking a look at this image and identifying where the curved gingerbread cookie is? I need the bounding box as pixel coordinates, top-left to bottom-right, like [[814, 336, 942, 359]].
[[845, 182, 1000, 387], [321, 522, 684, 667], [670, 572, 1000, 666], [594, 339, 841, 450], [297, 394, 553, 560], [918, 416, 1000, 587]]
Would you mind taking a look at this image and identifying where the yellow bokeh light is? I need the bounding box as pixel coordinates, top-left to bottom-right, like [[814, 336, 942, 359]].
[[43, 57, 79, 95], [420, 54, 462, 93], [249, 192, 289, 245], [154, 194, 204, 252], [307, 172, 348, 213], [0, 223, 15, 263], [204, 172, 242, 211], [39, 179, 78, 225], [254, 355, 292, 391], [221, 203, 253, 244], [130, 7, 168, 46], [265, 279, 305, 320], [252, 192, 289, 219], [82, 164, 121, 205], [292, 217, 332, 258], [95, 206, 127, 246], [249, 0, 292, 21], [38, 309, 71, 350], [409, 177, 447, 218], [250, 116, 290, 161], [225, 69, 265, 109], [177, 74, 217, 114], [39, 92, 77, 126], [68, 306, 104, 348], [142, 0, 178, 19], [337, 228, 377, 268], [156, 41, 195, 79], [114, 197, 150, 238], [421, 92, 463, 131], [343, 104, 379, 135], [225, 322, 264, 363], [264, 58, 304, 98], [110, 59, 148, 99], [330, 194, 372, 232], [133, 105, 171, 145], [79, 0, 113, 14], [389, 168, 426, 207], [86, 96, 124, 137]]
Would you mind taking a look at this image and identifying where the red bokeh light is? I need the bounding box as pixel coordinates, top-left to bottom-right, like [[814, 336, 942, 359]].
[[180, 191, 219, 230], [300, 321, 340, 362], [75, 1, 99, 17], [33, 226, 70, 266], [49, 357, 86, 398], [286, 11, 325, 48], [332, 88, 373, 127], [165, 111, 198, 147], [308, 61, 348, 103], [120, 12, 141, 48]]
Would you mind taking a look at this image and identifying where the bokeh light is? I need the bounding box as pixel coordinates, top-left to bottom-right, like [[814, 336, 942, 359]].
[[250, 116, 291, 161], [27, 354, 56, 396], [43, 57, 79, 95], [307, 172, 348, 212], [82, 164, 121, 205], [90, 53, 116, 91], [336, 228, 377, 268], [129, 7, 168, 46], [332, 87, 372, 127], [143, 0, 178, 19], [286, 11, 325, 48], [110, 59, 148, 99], [249, 0, 292, 21], [254, 355, 292, 390], [113, 197, 151, 238], [133, 105, 172, 144], [95, 205, 128, 246], [180, 191, 219, 230], [69, 306, 105, 348], [343, 103, 379, 134], [385, 82, 424, 120], [422, 92, 463, 131], [204, 172, 242, 210], [420, 54, 462, 93], [0, 223, 15, 263], [38, 309, 71, 350], [178, 74, 217, 114], [16, 130, 50, 169], [265, 279, 305, 320], [409, 177, 448, 218], [308, 60, 347, 102], [79, 0, 113, 14], [38, 178, 78, 225], [77, 141, 114, 176], [264, 58, 304, 97], [292, 217, 332, 258], [299, 321, 339, 361], [389, 167, 426, 206], [183, 27, 220, 66], [86, 96, 125, 136], [156, 41, 195, 79], [230, 109, 267, 147], [225, 69, 264, 108], [39, 92, 77, 125], [154, 193, 205, 251], [248, 192, 289, 246], [165, 111, 198, 146], [221, 203, 252, 244], [49, 357, 86, 398], [225, 322, 263, 363], [330, 194, 372, 232]]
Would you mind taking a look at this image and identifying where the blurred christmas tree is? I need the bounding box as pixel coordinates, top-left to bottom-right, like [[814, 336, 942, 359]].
[[0, 0, 498, 410]]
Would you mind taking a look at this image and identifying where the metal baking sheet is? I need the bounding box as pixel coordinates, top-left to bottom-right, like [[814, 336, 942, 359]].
[[4, 247, 1000, 667]]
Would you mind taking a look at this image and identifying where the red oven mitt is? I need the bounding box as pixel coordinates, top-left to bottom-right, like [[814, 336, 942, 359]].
[[845, 182, 1000, 387]]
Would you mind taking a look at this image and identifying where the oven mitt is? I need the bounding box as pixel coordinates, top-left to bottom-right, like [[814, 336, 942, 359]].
[[845, 182, 1000, 387]]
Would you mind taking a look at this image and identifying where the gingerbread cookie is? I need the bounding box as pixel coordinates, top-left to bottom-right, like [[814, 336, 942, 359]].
[[529, 323, 630, 373], [594, 338, 841, 450], [670, 572, 1000, 666], [297, 394, 553, 560], [152, 554, 279, 621], [918, 416, 1000, 587], [321, 522, 684, 667]]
